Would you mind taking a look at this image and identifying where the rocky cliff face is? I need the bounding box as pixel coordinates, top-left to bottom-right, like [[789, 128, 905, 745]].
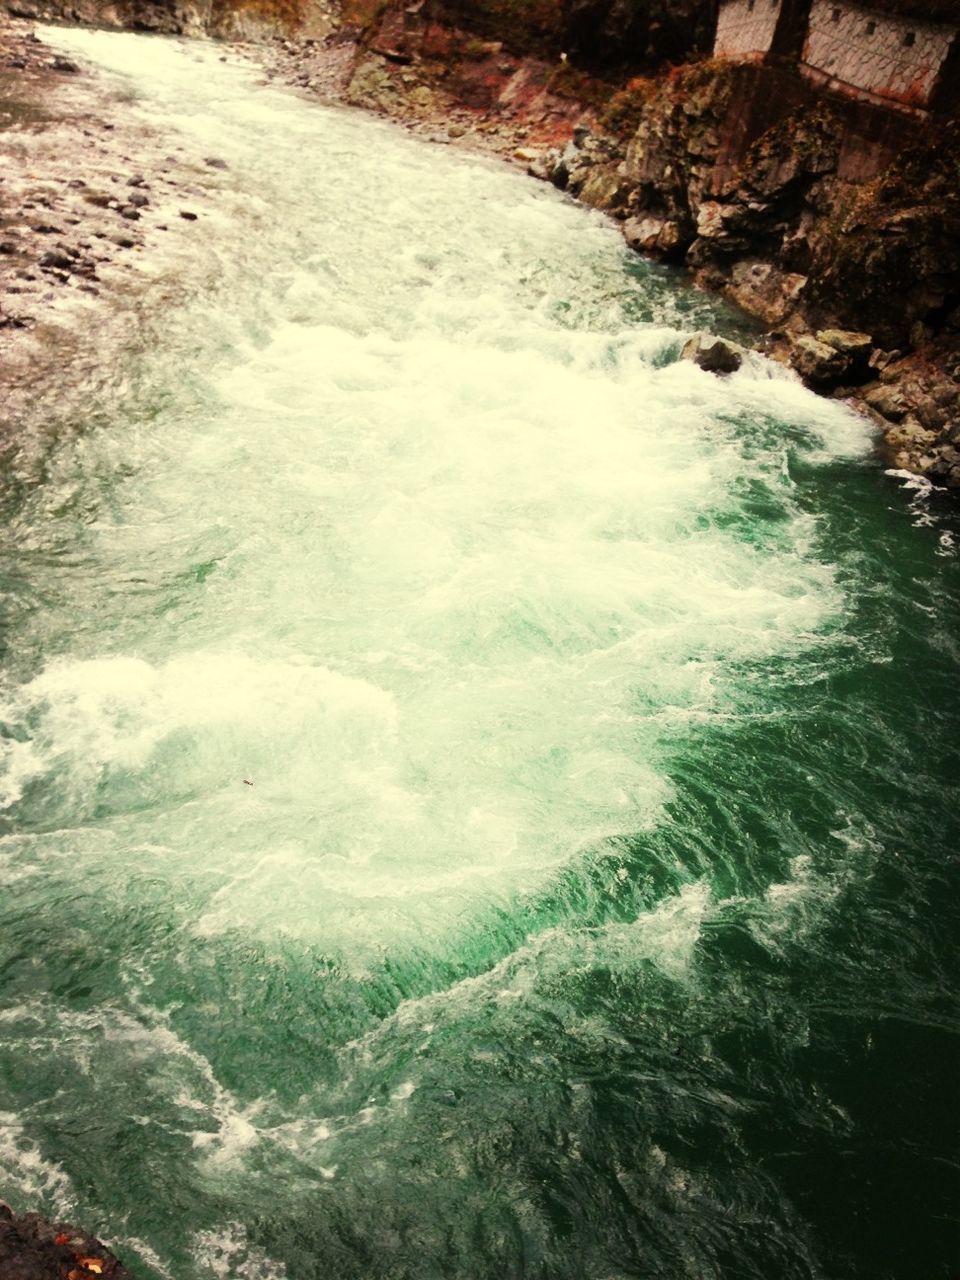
[[540, 53, 960, 482]]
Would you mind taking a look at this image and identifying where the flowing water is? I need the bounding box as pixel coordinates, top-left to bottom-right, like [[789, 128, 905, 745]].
[[1, 28, 958, 1280]]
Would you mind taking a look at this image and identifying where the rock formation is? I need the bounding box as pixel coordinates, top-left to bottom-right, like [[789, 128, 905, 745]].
[[0, 1203, 134, 1280]]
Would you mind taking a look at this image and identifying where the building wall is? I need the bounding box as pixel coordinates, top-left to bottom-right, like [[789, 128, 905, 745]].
[[802, 0, 956, 108], [713, 0, 782, 59]]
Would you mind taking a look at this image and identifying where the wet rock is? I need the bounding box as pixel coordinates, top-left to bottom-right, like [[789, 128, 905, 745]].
[[680, 333, 743, 376], [623, 214, 683, 259], [0, 1202, 134, 1280], [789, 335, 849, 388], [179, 209, 198, 220]]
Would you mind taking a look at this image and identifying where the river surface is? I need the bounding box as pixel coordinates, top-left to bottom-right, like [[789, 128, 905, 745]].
[[1, 28, 958, 1280]]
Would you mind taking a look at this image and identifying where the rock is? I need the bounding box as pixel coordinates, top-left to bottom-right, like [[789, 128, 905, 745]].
[[50, 56, 80, 73], [816, 329, 873, 358], [914, 395, 948, 432], [862, 382, 907, 421], [695, 201, 730, 239], [680, 333, 743, 376], [725, 260, 806, 326], [0, 1204, 134, 1280], [39, 250, 74, 271], [127, 192, 149, 208], [623, 215, 664, 252], [0, 242, 17, 255], [623, 214, 683, 258], [931, 383, 960, 409], [789, 335, 849, 387], [179, 210, 198, 220], [204, 156, 228, 169]]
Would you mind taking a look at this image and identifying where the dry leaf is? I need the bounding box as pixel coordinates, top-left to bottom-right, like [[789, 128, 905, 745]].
[[76, 1259, 104, 1274]]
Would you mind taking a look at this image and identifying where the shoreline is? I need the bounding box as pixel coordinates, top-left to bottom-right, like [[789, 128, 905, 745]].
[[259, 24, 960, 490], [1, 8, 957, 494], [0, 13, 252, 445]]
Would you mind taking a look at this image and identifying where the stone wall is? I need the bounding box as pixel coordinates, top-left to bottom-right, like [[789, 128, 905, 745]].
[[713, 0, 782, 59], [801, 0, 955, 109]]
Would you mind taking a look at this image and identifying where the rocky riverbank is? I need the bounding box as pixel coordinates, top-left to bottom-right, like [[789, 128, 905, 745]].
[[0, 11, 248, 443], [1, 0, 958, 490], [0, 1202, 133, 1280], [262, 12, 960, 487]]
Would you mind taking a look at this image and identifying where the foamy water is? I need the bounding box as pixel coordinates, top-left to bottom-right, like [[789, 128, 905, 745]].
[[1, 27, 957, 1280]]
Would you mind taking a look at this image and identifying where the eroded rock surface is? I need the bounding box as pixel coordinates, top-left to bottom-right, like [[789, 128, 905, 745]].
[[0, 1203, 134, 1280]]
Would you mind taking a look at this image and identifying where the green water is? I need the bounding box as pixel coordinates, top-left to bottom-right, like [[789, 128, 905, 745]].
[[0, 27, 958, 1280]]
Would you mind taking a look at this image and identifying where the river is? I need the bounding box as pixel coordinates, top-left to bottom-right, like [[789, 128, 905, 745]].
[[0, 27, 958, 1280]]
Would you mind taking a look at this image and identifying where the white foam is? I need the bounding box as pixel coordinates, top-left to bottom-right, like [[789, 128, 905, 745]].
[[6, 28, 872, 964], [0, 1111, 75, 1218], [190, 1222, 287, 1280]]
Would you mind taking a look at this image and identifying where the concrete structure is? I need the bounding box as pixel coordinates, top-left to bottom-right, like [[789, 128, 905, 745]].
[[712, 0, 957, 112], [802, 0, 956, 110], [713, 0, 783, 60]]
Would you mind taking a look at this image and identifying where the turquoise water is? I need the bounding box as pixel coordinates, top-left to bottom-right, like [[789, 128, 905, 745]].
[[1, 28, 958, 1280]]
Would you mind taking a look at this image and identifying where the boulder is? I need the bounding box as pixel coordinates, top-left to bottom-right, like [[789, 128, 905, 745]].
[[680, 333, 743, 376], [789, 335, 849, 387], [623, 215, 683, 258], [816, 329, 873, 358], [862, 382, 907, 421]]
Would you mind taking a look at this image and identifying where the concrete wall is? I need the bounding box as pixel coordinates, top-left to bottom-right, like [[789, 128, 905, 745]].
[[802, 0, 956, 108], [713, 0, 782, 59]]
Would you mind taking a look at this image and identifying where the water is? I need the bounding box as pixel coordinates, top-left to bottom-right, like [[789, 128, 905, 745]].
[[1, 29, 958, 1280]]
